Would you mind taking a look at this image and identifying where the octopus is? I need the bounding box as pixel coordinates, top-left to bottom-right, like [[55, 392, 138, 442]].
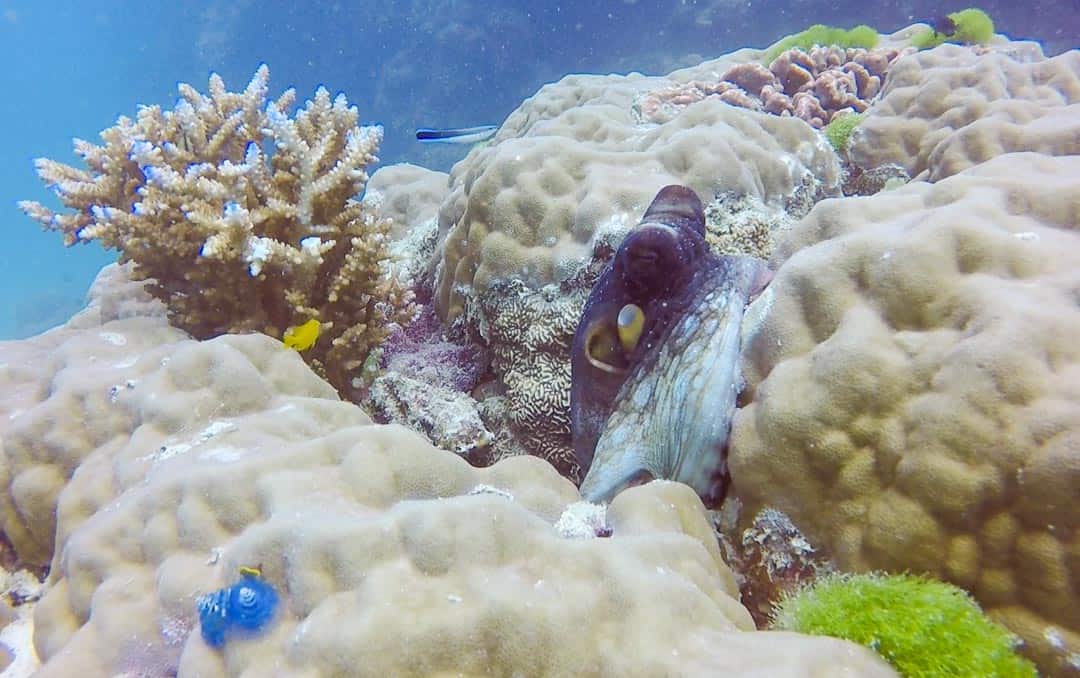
[[571, 185, 771, 506]]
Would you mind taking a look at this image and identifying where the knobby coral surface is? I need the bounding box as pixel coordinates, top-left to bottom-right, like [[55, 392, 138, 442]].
[[0, 271, 898, 677], [429, 69, 838, 473], [848, 44, 1080, 181], [730, 152, 1080, 674], [636, 45, 909, 129], [19, 65, 416, 399]]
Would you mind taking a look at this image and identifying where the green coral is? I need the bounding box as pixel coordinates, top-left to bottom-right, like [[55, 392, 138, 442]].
[[765, 24, 880, 63], [771, 572, 1038, 678], [913, 8, 995, 49], [823, 112, 865, 153]]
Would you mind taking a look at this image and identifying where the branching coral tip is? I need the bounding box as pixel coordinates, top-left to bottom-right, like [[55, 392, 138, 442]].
[[283, 319, 322, 352]]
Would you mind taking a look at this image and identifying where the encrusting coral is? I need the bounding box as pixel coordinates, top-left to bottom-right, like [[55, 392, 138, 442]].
[[19, 65, 416, 399]]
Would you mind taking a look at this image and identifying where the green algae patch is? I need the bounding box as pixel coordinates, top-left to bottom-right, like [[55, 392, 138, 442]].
[[771, 572, 1038, 678], [765, 24, 880, 63], [824, 112, 865, 153], [913, 8, 995, 49]]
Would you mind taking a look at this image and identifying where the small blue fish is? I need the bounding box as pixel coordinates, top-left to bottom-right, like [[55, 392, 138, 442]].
[[197, 567, 279, 648], [415, 125, 498, 144]]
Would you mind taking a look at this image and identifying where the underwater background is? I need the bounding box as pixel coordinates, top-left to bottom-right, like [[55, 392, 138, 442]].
[[0, 0, 1074, 339]]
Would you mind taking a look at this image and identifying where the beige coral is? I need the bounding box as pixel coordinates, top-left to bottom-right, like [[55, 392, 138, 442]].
[[849, 43, 1080, 181], [363, 162, 448, 240], [428, 71, 838, 472], [436, 85, 839, 323], [18, 65, 415, 399], [730, 152, 1080, 674], [0, 279, 897, 677]]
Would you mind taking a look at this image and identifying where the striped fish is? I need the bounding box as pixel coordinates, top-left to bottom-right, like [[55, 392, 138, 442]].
[[415, 125, 498, 144]]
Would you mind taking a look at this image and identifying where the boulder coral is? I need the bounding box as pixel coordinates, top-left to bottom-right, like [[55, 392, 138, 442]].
[[848, 44, 1080, 181], [730, 151, 1080, 673], [430, 68, 839, 471], [0, 268, 898, 677], [435, 74, 840, 325]]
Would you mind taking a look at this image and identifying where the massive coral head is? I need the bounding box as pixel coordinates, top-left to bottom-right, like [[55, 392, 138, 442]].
[[19, 64, 416, 399]]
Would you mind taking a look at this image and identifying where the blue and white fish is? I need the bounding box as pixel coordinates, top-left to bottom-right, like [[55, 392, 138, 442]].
[[415, 125, 498, 145]]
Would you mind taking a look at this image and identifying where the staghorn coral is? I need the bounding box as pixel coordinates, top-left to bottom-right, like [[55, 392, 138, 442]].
[[19, 65, 415, 399], [730, 152, 1080, 674]]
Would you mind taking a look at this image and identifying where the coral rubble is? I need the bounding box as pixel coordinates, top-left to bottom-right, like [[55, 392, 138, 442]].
[[19, 65, 416, 399]]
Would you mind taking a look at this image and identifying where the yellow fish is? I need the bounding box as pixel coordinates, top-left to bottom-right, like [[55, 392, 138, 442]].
[[283, 319, 321, 351]]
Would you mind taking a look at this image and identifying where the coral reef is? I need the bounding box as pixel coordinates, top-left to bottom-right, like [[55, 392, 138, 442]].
[[19, 65, 416, 399], [636, 46, 908, 129], [0, 277, 898, 677], [773, 573, 1038, 677], [10, 24, 1079, 677], [848, 44, 1080, 181], [436, 76, 839, 324], [731, 152, 1080, 673]]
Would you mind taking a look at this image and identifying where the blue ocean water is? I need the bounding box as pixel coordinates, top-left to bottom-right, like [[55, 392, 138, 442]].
[[0, 0, 1073, 339]]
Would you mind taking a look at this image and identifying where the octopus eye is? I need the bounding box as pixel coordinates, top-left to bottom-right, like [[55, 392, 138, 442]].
[[584, 316, 629, 373], [616, 304, 645, 354]]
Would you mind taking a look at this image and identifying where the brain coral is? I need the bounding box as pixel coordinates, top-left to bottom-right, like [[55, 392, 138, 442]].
[[0, 270, 896, 677], [434, 72, 841, 322], [849, 43, 1080, 181], [729, 151, 1080, 674]]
